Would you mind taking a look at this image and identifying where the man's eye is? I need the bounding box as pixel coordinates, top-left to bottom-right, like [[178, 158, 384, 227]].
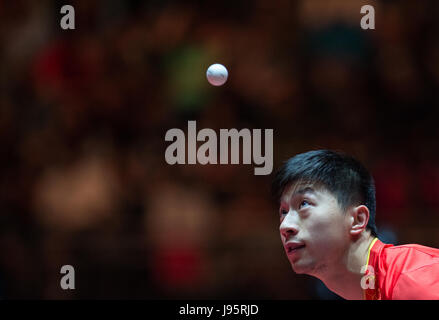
[[299, 200, 310, 209], [280, 209, 288, 216]]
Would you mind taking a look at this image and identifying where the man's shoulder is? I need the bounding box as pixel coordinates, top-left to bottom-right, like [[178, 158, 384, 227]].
[[382, 243, 439, 274], [383, 244, 439, 299], [375, 242, 439, 299]]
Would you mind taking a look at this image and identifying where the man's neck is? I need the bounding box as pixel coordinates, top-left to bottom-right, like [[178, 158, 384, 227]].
[[318, 233, 376, 300]]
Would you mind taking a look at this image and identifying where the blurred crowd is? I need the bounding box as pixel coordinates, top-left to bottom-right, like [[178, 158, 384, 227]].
[[0, 0, 439, 299]]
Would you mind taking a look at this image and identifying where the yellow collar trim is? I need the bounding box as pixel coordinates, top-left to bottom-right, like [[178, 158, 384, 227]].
[[363, 237, 379, 300], [366, 237, 379, 267]]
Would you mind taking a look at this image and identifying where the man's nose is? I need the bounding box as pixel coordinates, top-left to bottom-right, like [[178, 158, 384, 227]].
[[280, 211, 299, 239]]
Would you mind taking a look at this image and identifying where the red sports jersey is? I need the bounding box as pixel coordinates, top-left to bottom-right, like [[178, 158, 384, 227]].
[[363, 238, 439, 300]]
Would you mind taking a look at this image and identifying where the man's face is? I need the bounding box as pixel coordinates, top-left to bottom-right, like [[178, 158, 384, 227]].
[[279, 182, 351, 277]]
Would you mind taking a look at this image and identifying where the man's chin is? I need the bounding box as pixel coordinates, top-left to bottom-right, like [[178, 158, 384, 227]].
[[290, 261, 312, 275]]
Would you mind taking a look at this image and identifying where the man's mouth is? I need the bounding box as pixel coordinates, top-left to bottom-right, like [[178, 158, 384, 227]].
[[285, 242, 306, 254]]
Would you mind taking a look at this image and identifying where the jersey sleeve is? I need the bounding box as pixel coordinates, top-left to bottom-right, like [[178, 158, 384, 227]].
[[391, 263, 439, 299]]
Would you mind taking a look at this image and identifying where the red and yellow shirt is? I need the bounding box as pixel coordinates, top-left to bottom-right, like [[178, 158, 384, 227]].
[[364, 238, 439, 300]]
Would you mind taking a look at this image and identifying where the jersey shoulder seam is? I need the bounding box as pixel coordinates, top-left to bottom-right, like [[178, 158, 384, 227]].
[[399, 261, 439, 275]]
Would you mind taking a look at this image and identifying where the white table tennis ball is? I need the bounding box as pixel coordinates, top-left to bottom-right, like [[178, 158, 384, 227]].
[[206, 63, 228, 86]]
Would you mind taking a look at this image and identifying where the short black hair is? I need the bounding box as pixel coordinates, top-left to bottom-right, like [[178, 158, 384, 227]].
[[272, 150, 378, 237]]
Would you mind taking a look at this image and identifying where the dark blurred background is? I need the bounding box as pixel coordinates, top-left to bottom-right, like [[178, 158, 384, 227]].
[[0, 0, 439, 299]]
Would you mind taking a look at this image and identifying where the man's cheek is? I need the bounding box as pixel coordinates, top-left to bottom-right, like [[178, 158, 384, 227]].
[[311, 237, 333, 255], [308, 226, 336, 255]]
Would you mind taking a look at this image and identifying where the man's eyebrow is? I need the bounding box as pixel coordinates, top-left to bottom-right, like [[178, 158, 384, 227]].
[[291, 186, 316, 197]]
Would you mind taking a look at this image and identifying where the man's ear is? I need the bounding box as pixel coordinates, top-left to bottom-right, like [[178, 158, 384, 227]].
[[349, 205, 370, 236]]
